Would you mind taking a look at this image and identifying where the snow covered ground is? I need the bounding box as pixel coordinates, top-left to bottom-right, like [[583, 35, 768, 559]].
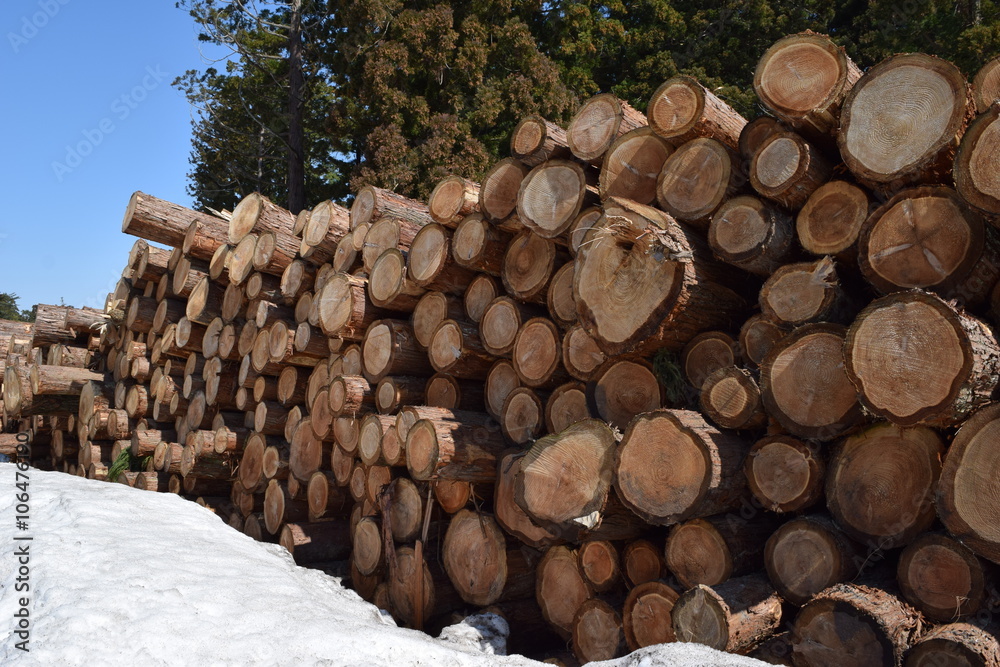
[[0, 465, 766, 666]]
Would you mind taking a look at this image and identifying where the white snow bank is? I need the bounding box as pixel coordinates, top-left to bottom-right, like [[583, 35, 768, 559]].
[[0, 465, 766, 666]]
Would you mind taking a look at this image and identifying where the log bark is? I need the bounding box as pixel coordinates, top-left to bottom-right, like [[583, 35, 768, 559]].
[[648, 75, 747, 149], [405, 413, 506, 482], [844, 291, 1000, 427], [790, 583, 924, 666], [614, 409, 747, 526], [122, 191, 225, 248], [672, 573, 783, 654], [904, 622, 1000, 667], [838, 53, 974, 195]]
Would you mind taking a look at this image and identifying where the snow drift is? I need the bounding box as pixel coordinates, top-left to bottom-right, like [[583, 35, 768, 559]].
[[0, 465, 766, 666]]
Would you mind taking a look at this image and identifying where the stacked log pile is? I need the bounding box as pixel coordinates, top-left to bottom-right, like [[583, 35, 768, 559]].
[[6, 31, 1000, 666]]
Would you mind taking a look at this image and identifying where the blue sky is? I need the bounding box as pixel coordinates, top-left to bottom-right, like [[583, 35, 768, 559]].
[[0, 1, 224, 311]]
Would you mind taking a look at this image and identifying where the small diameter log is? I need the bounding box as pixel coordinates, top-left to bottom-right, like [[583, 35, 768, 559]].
[[750, 130, 833, 210], [511, 115, 571, 166], [666, 514, 777, 589], [368, 248, 425, 312], [796, 181, 870, 259], [937, 402, 1000, 565], [428, 319, 495, 381], [700, 366, 768, 431], [760, 323, 863, 441], [615, 409, 747, 526], [405, 413, 506, 482], [827, 422, 944, 550], [623, 581, 681, 651], [839, 53, 974, 194], [514, 419, 618, 539], [315, 273, 390, 341], [572, 599, 625, 663], [759, 257, 853, 326], [501, 230, 565, 305], [672, 573, 783, 654], [517, 159, 597, 239], [904, 622, 1000, 667], [126, 295, 158, 334], [185, 278, 224, 327], [578, 540, 620, 593], [357, 413, 394, 466], [765, 515, 863, 607], [858, 186, 1000, 308], [897, 532, 988, 621], [574, 198, 745, 357], [352, 516, 383, 576], [29, 365, 104, 396], [122, 191, 224, 248], [349, 185, 433, 231], [279, 519, 351, 564], [451, 214, 511, 276], [494, 451, 561, 549], [622, 539, 664, 587], [228, 192, 295, 244], [709, 195, 796, 276], [381, 477, 423, 542], [479, 158, 530, 222], [591, 359, 662, 430], [956, 100, 1000, 216], [480, 296, 543, 358], [374, 375, 423, 415], [500, 387, 544, 445], [657, 137, 743, 227], [648, 75, 747, 149], [263, 479, 310, 535], [744, 435, 824, 513], [463, 273, 499, 323], [388, 544, 463, 630], [512, 317, 566, 388], [844, 290, 1000, 427], [328, 375, 373, 415], [567, 93, 647, 164], [362, 319, 433, 384], [546, 262, 577, 329], [791, 583, 923, 666], [485, 359, 521, 422], [443, 510, 535, 606], [561, 325, 606, 382], [411, 291, 464, 351], [536, 546, 594, 639], [301, 200, 350, 257], [183, 213, 230, 262], [681, 331, 738, 391], [545, 382, 589, 434], [975, 57, 1000, 113], [424, 373, 483, 412], [428, 175, 480, 227], [753, 32, 862, 139], [406, 223, 475, 294], [739, 314, 786, 368]]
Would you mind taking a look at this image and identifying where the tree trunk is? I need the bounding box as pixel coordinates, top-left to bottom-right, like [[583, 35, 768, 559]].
[[428, 176, 480, 227], [657, 137, 743, 227], [764, 514, 863, 607], [672, 573, 783, 654], [229, 193, 295, 245], [510, 115, 572, 166], [666, 513, 778, 589], [744, 435, 824, 513], [122, 191, 224, 248], [749, 130, 833, 210], [405, 412, 507, 482], [427, 319, 495, 380], [649, 75, 747, 149], [567, 93, 647, 165], [709, 195, 796, 276], [535, 546, 594, 639], [623, 581, 681, 651]]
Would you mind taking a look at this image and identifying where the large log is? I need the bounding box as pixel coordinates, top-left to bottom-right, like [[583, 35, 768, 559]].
[[764, 515, 862, 607], [518, 159, 597, 238], [709, 195, 795, 277], [844, 291, 1000, 427], [442, 510, 535, 606], [937, 402, 1000, 565], [567, 93, 647, 164], [494, 451, 561, 549], [122, 191, 224, 248], [573, 198, 745, 357], [744, 435, 824, 513], [904, 622, 1000, 667], [897, 532, 988, 622], [405, 412, 506, 482], [614, 409, 747, 526], [657, 137, 742, 227], [838, 53, 974, 195]]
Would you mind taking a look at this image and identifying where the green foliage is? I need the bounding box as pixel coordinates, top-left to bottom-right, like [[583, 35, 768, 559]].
[[652, 348, 688, 405], [107, 449, 132, 483], [176, 1, 1000, 207], [0, 293, 36, 323]]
